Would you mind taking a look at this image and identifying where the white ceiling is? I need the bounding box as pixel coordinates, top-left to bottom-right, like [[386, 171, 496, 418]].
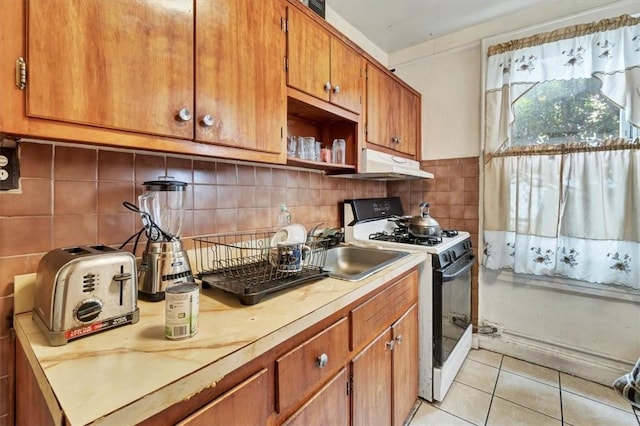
[[327, 0, 576, 53]]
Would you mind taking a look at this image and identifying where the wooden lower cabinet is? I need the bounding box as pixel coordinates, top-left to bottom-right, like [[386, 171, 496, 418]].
[[17, 269, 419, 425], [392, 304, 419, 426], [352, 328, 393, 426], [351, 304, 418, 426], [15, 340, 59, 426], [178, 368, 272, 426], [282, 367, 349, 426]]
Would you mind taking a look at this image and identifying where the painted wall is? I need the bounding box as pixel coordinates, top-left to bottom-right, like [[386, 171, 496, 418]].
[[380, 0, 640, 383]]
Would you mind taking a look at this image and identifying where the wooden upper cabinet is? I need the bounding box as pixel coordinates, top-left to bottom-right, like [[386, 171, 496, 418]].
[[195, 0, 286, 155], [365, 62, 420, 158], [286, 6, 362, 114], [329, 38, 363, 114], [397, 86, 419, 158], [26, 0, 194, 139], [287, 6, 331, 102], [365, 63, 397, 151]]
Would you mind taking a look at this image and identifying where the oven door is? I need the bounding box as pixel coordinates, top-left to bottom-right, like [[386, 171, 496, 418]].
[[432, 252, 475, 401]]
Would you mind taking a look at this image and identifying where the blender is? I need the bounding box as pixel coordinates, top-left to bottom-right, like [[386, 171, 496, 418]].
[[137, 178, 193, 301]]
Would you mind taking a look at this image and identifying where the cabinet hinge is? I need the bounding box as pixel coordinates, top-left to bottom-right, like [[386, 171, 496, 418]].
[[347, 374, 353, 396], [15, 57, 26, 90], [282, 18, 288, 33], [284, 57, 289, 71], [281, 127, 284, 138]]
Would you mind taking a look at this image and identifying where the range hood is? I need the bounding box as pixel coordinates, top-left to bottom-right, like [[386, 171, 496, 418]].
[[333, 149, 434, 181]]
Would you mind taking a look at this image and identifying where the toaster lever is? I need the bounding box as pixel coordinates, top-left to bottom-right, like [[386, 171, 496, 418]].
[[113, 271, 132, 306], [113, 272, 132, 282]]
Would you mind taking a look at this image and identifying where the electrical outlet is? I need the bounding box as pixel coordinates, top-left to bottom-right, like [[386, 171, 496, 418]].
[[0, 146, 20, 190]]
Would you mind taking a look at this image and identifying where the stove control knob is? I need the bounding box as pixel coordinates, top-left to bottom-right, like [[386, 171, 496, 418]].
[[447, 250, 457, 261], [441, 252, 451, 263]]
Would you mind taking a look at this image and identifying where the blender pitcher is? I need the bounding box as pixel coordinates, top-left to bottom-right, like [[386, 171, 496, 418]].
[[138, 178, 187, 241], [137, 177, 193, 301]]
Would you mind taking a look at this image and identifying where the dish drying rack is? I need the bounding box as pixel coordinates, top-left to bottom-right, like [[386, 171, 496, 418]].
[[193, 231, 330, 305]]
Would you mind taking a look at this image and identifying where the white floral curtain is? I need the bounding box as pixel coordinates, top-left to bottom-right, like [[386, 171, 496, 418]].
[[483, 15, 640, 290]]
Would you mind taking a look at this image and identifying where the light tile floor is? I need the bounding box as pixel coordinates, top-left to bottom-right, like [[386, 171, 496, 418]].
[[408, 349, 638, 426]]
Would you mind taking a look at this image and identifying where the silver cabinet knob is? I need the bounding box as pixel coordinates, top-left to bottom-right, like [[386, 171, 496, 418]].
[[332, 85, 341, 94], [395, 334, 404, 344], [316, 353, 329, 369], [385, 340, 395, 350], [391, 136, 401, 144], [200, 114, 215, 127], [176, 108, 192, 122], [324, 81, 331, 92]]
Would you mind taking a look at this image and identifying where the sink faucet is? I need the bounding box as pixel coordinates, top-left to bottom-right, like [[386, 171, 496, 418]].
[[307, 223, 324, 242]]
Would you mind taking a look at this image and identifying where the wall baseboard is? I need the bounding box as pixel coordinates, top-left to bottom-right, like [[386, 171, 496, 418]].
[[478, 332, 633, 387]]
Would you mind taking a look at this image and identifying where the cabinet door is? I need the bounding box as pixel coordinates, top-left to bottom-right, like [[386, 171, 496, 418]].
[[352, 328, 393, 426], [282, 367, 349, 426], [329, 38, 362, 114], [287, 6, 331, 102], [177, 368, 271, 426], [196, 0, 286, 155], [365, 63, 396, 150], [26, 0, 194, 139], [392, 304, 419, 426], [396, 86, 419, 157]]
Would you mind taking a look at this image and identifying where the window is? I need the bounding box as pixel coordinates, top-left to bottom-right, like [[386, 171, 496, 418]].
[[511, 77, 621, 146], [483, 14, 640, 290]]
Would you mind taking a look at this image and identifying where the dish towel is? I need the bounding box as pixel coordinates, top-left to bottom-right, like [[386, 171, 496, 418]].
[[613, 358, 640, 410]]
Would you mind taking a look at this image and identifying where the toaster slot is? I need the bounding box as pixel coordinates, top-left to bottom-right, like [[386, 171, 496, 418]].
[[89, 245, 118, 253], [63, 246, 92, 256]]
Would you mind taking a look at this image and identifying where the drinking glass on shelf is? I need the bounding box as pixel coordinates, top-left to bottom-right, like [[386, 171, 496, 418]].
[[332, 139, 346, 164], [302, 137, 315, 160], [287, 136, 297, 157], [296, 136, 305, 159]]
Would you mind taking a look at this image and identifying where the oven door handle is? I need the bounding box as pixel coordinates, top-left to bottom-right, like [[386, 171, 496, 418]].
[[438, 254, 475, 282]]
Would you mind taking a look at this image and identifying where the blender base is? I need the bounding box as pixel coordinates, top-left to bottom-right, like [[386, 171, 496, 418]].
[[138, 240, 194, 302]]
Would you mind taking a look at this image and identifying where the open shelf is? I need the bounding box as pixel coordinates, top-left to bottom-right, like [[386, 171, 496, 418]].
[[286, 156, 356, 171]]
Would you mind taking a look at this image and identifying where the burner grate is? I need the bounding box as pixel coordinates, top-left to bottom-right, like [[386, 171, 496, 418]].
[[368, 227, 459, 246]]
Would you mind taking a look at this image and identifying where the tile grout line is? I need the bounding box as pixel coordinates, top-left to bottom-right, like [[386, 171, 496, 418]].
[[490, 355, 564, 424]]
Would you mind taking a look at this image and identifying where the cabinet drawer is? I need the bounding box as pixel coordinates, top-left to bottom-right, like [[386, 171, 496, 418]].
[[177, 368, 271, 426], [350, 270, 418, 351], [276, 317, 349, 413], [282, 367, 349, 426]]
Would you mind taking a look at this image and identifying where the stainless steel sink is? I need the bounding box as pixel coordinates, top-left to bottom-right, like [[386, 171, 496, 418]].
[[322, 245, 410, 281]]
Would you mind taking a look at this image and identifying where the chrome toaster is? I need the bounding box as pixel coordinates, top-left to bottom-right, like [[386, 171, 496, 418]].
[[33, 245, 140, 346]]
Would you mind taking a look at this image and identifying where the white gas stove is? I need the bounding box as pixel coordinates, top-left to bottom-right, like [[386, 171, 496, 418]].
[[344, 197, 475, 402]]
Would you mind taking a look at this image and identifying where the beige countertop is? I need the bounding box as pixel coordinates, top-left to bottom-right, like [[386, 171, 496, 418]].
[[14, 250, 426, 426]]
